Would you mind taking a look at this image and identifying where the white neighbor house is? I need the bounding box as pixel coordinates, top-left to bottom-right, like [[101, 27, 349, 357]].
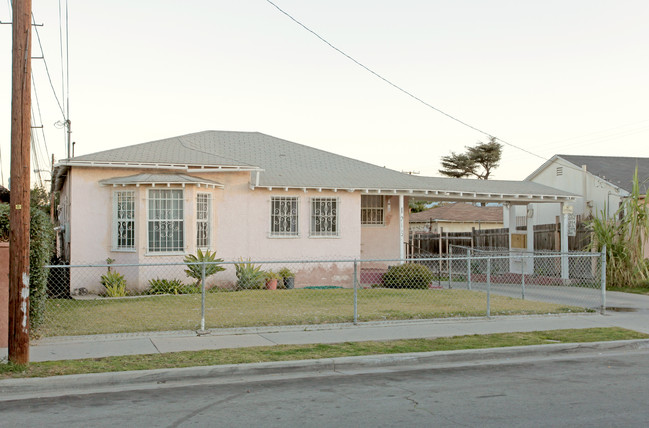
[[505, 155, 649, 229]]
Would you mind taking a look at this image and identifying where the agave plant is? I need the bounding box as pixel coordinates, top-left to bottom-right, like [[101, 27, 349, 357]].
[[234, 258, 266, 290], [184, 249, 225, 285]]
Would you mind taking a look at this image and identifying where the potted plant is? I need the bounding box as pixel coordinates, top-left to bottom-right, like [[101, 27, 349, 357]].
[[264, 270, 282, 290], [278, 267, 295, 289]]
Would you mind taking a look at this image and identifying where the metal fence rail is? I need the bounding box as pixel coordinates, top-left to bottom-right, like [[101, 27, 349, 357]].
[[41, 251, 606, 338]]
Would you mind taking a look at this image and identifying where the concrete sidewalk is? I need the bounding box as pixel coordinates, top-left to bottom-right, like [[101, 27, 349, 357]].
[[16, 311, 649, 362], [2, 290, 649, 363]]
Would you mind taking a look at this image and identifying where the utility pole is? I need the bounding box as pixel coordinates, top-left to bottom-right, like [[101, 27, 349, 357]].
[[9, 0, 32, 364]]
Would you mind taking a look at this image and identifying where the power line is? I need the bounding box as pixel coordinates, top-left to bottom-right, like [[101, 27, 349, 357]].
[[32, 13, 65, 117], [264, 0, 546, 161], [31, 74, 52, 180], [58, 0, 72, 158]]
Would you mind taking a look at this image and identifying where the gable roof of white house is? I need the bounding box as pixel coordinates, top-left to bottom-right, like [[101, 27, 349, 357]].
[[54, 131, 576, 203], [526, 154, 649, 194]]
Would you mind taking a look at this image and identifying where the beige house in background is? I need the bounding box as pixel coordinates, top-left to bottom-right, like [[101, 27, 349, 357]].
[[410, 203, 504, 233], [52, 131, 576, 295]]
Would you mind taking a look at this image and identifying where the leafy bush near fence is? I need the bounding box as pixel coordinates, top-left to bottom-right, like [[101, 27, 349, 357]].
[[147, 278, 199, 295], [0, 203, 55, 328], [588, 168, 649, 288], [0, 203, 7, 241], [382, 263, 435, 289]]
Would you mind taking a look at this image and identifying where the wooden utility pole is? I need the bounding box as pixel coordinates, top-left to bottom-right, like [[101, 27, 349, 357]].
[[9, 0, 33, 365]]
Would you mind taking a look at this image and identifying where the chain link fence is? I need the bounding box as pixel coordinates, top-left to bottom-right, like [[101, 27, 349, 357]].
[[40, 251, 606, 338]]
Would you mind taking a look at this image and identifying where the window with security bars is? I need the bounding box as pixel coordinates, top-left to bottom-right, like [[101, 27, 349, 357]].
[[271, 196, 299, 236], [148, 189, 184, 252], [361, 195, 384, 225], [113, 190, 135, 250], [311, 197, 338, 237], [196, 193, 211, 248]]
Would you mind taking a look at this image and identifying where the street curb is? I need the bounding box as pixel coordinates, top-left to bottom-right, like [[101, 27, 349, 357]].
[[2, 339, 649, 401]]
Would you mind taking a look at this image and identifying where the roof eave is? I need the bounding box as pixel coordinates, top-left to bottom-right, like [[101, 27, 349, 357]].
[[250, 185, 577, 203], [524, 155, 562, 181], [55, 160, 263, 173]]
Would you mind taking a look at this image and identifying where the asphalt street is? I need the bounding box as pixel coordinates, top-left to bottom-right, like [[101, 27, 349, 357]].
[[2, 347, 649, 428]]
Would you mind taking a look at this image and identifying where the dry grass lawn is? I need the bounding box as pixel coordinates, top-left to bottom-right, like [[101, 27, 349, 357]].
[[37, 288, 584, 337]]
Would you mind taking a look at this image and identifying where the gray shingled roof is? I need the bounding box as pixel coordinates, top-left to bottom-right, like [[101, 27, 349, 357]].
[[70, 132, 259, 169], [557, 155, 649, 194], [56, 131, 576, 202]]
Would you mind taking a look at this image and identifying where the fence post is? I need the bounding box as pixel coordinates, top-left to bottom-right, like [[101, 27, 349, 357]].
[[467, 249, 472, 290], [448, 246, 452, 289], [353, 259, 358, 324], [521, 254, 526, 300], [486, 257, 491, 318], [199, 262, 207, 334], [600, 245, 606, 314]]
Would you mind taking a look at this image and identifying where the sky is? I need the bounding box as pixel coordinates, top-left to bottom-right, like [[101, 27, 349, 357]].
[[1, 0, 648, 188]]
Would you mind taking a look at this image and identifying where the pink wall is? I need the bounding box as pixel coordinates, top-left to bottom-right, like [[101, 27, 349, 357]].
[[0, 242, 8, 347], [64, 167, 372, 292], [361, 195, 409, 268]]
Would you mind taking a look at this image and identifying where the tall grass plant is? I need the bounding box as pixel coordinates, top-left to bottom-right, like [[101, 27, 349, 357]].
[[589, 168, 649, 287]]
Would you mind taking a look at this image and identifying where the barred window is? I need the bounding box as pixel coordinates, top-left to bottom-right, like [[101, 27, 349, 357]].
[[361, 195, 384, 225], [113, 190, 135, 250], [311, 197, 338, 237], [196, 193, 211, 249], [148, 189, 184, 252], [271, 196, 298, 236]]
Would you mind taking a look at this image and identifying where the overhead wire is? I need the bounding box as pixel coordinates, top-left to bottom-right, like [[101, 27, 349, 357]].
[[31, 74, 53, 186], [32, 12, 65, 117], [58, 0, 71, 157], [2, 1, 64, 187], [0, 0, 9, 186], [264, 0, 643, 182], [264, 0, 546, 162]]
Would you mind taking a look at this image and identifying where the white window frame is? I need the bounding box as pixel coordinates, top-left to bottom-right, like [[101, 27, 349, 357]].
[[270, 196, 299, 237], [361, 195, 384, 226], [196, 192, 212, 249], [310, 197, 339, 237], [112, 190, 136, 251], [147, 188, 185, 253]]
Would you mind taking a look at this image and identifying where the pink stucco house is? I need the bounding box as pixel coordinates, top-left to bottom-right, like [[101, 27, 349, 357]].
[[52, 131, 576, 294]]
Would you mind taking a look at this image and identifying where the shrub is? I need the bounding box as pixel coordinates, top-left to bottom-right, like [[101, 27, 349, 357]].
[[235, 259, 266, 290], [147, 278, 198, 295], [184, 249, 225, 285], [278, 267, 294, 278], [0, 203, 55, 328], [382, 263, 435, 289], [100, 270, 127, 297], [0, 203, 8, 241]]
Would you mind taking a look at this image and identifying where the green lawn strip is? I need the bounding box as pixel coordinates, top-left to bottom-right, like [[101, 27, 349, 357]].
[[3, 327, 646, 379], [37, 289, 584, 337], [608, 286, 649, 295]]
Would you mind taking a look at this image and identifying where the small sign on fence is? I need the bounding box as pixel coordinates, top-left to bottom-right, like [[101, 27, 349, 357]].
[[568, 213, 577, 237]]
